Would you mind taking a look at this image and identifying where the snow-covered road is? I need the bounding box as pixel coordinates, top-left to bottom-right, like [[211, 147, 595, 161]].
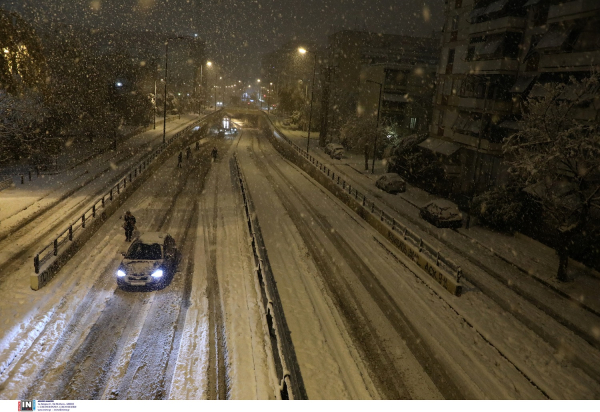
[[1, 111, 598, 399]]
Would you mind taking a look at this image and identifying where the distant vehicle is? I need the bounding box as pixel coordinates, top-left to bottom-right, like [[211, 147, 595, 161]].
[[375, 173, 406, 194], [116, 232, 179, 288], [419, 199, 463, 229], [282, 118, 291, 126], [324, 143, 344, 159]]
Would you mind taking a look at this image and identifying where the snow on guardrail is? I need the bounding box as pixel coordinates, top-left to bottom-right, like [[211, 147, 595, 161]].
[[232, 153, 307, 400], [262, 114, 463, 297]]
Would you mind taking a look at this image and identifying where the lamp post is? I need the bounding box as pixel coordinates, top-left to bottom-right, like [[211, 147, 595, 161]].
[[298, 47, 317, 153], [163, 35, 190, 144], [366, 79, 383, 174]]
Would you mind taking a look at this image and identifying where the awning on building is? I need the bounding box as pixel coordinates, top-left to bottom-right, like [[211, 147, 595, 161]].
[[510, 75, 537, 93], [418, 137, 462, 156], [383, 93, 410, 103], [536, 26, 573, 50], [483, 0, 510, 15]]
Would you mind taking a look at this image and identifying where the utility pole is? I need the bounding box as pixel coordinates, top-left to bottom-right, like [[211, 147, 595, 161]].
[[366, 79, 383, 174], [466, 77, 491, 229]]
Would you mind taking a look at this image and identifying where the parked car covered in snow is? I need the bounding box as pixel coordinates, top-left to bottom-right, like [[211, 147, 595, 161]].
[[419, 199, 463, 228], [324, 143, 344, 159], [375, 173, 406, 194], [116, 232, 180, 288]]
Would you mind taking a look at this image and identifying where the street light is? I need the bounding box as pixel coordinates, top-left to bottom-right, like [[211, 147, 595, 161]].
[[366, 79, 383, 174], [298, 47, 317, 153]]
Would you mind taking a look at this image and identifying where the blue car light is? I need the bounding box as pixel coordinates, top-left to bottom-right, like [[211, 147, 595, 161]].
[[151, 269, 163, 278], [117, 269, 126, 277]]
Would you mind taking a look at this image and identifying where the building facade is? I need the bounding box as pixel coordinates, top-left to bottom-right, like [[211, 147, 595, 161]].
[[327, 30, 440, 138], [428, 0, 600, 198]]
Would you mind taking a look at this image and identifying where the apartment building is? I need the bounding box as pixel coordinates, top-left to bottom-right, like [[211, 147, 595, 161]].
[[428, 0, 600, 199], [327, 30, 440, 137]]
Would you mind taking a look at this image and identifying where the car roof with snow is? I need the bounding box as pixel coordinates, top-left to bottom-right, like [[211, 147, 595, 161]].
[[137, 232, 170, 245]]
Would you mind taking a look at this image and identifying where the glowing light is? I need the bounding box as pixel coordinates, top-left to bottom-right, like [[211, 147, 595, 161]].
[[206, 61, 212, 67], [298, 47, 307, 54]]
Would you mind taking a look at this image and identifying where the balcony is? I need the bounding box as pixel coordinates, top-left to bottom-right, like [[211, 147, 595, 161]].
[[539, 50, 600, 70], [456, 97, 513, 112], [467, 58, 519, 73], [452, 132, 503, 153], [548, 0, 600, 22], [469, 16, 526, 36]]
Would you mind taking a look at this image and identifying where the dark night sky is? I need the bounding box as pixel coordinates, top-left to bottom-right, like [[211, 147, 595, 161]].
[[3, 0, 444, 78]]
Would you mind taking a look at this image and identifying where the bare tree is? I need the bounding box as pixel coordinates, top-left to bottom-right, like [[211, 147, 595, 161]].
[[504, 74, 600, 281]]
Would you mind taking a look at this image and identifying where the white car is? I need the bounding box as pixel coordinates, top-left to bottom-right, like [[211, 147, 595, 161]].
[[419, 199, 463, 229], [324, 143, 344, 159], [375, 173, 406, 194], [116, 232, 179, 288]]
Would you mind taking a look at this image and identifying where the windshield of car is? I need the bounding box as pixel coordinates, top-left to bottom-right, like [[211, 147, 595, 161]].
[[125, 242, 162, 260]]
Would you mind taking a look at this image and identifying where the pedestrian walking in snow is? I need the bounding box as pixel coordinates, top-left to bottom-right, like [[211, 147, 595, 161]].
[[211, 146, 218, 162], [186, 146, 192, 159], [178, 151, 183, 168], [195, 141, 200, 151], [123, 211, 136, 242]]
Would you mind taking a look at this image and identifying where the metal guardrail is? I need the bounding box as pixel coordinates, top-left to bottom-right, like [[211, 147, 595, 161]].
[[232, 153, 306, 400], [267, 120, 463, 295], [32, 121, 205, 275]]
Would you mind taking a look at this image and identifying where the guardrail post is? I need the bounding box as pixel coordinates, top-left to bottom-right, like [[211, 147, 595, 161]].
[[436, 251, 440, 266], [392, 218, 395, 230], [327, 169, 330, 177], [380, 210, 384, 221], [403, 228, 408, 239], [34, 254, 40, 274], [342, 181, 345, 189], [82, 214, 86, 228], [371, 202, 375, 213], [53, 239, 58, 256], [69, 225, 73, 241], [102, 196, 105, 208], [92, 204, 96, 218], [124, 178, 126, 189], [134, 169, 137, 178], [129, 173, 132, 182], [362, 196, 366, 206], [419, 238, 423, 252], [110, 189, 113, 201], [337, 176, 340, 184], [456, 268, 462, 283], [117, 183, 120, 194]]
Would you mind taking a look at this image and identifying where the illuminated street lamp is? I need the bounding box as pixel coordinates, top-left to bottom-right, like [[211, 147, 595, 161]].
[[298, 47, 317, 153]]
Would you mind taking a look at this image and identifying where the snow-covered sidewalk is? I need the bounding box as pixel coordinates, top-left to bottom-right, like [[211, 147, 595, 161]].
[[270, 117, 600, 346], [0, 115, 199, 237]]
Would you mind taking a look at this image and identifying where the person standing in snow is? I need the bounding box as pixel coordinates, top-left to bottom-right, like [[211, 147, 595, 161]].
[[178, 151, 183, 168], [186, 146, 192, 159], [211, 146, 218, 161], [123, 211, 136, 242]]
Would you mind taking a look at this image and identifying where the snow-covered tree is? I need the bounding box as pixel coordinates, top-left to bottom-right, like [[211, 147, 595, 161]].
[[340, 115, 388, 171], [504, 74, 600, 281]]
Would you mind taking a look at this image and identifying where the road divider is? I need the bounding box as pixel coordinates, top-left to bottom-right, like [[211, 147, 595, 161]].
[[231, 154, 307, 400], [260, 115, 463, 297]]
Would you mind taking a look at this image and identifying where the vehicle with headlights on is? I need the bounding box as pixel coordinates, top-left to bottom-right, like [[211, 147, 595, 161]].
[[116, 232, 179, 288]]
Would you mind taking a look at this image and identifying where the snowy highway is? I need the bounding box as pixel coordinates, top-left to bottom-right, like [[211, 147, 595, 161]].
[[1, 111, 599, 399]]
